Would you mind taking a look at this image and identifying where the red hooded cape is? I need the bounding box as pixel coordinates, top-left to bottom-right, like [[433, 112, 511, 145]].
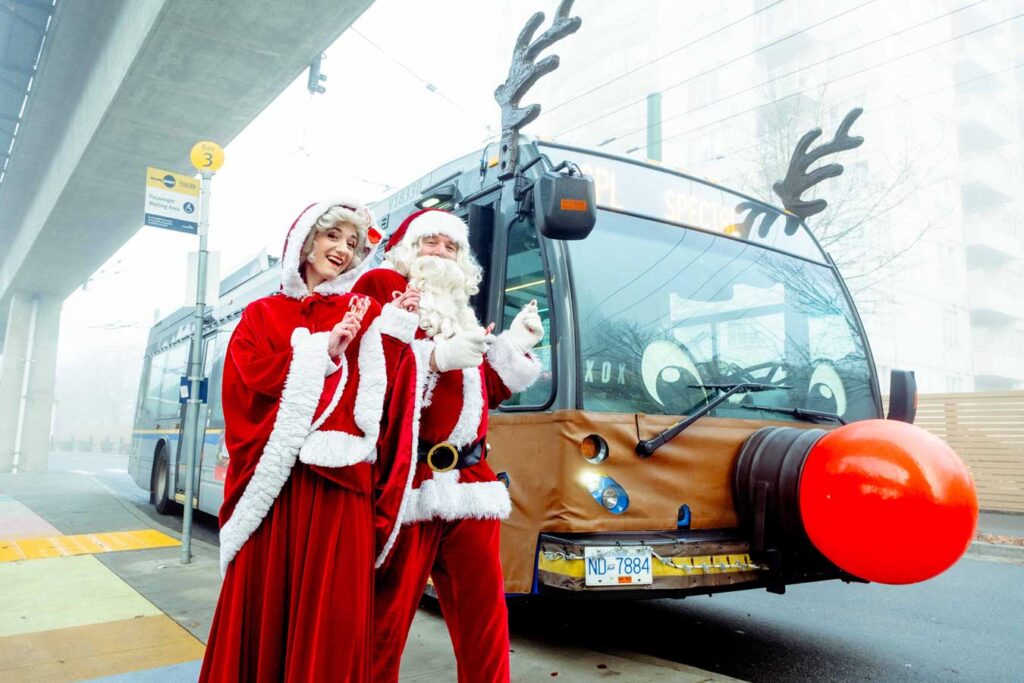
[[200, 199, 414, 683]]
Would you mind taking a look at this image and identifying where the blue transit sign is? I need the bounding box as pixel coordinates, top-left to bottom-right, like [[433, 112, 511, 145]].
[[145, 166, 200, 234]]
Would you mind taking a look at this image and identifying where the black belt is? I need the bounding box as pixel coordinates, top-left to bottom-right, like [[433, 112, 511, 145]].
[[417, 439, 484, 472]]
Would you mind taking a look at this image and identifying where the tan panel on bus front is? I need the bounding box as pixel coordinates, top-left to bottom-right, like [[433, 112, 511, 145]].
[[487, 410, 796, 594]]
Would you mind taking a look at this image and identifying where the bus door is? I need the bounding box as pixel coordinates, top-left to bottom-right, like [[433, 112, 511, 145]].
[[173, 334, 215, 509], [493, 205, 557, 409]]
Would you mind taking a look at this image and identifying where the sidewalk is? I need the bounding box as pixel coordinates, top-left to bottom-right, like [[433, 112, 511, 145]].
[[0, 470, 738, 682], [969, 510, 1024, 563]]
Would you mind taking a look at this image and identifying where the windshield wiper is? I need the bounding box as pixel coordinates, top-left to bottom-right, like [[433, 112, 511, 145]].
[[635, 383, 790, 458], [741, 404, 846, 425]]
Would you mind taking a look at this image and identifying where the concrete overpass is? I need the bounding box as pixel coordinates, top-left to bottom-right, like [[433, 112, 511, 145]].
[[0, 0, 374, 472]]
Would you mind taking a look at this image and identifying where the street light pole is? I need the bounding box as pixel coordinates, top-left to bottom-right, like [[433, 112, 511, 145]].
[[180, 169, 211, 565]]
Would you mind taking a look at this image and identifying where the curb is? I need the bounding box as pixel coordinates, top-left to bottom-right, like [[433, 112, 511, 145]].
[[967, 541, 1024, 563]]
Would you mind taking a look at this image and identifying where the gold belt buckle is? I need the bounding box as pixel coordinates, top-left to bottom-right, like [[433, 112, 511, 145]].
[[426, 442, 459, 473]]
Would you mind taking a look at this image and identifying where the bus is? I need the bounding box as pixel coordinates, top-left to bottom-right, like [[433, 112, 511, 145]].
[[130, 1, 974, 599], [129, 252, 278, 517], [130, 131, 969, 596], [366, 136, 924, 597]]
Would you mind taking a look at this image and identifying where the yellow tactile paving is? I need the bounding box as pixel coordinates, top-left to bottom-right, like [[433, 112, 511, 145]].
[[0, 528, 179, 563], [0, 555, 162, 637], [0, 614, 205, 683]]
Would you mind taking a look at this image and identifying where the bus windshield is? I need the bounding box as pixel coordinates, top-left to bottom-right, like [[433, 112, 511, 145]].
[[568, 210, 878, 423]]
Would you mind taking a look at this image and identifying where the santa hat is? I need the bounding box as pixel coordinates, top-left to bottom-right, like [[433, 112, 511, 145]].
[[385, 208, 469, 253], [280, 198, 384, 299]]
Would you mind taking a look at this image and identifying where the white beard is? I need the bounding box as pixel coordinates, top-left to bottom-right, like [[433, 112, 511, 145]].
[[408, 255, 480, 339]]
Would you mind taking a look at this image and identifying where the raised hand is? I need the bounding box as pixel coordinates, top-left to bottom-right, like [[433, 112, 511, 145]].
[[328, 311, 362, 358], [506, 299, 544, 351], [432, 327, 497, 372], [392, 286, 421, 314]]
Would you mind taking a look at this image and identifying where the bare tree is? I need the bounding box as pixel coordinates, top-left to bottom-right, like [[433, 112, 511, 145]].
[[734, 85, 947, 312]]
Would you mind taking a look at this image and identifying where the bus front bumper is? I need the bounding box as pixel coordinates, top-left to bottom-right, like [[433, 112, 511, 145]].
[[536, 530, 766, 597]]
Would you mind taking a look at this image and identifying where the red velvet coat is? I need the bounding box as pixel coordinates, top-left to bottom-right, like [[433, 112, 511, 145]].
[[353, 267, 541, 557]]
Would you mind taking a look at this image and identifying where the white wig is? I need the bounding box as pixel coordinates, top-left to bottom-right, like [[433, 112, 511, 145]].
[[385, 236, 483, 299]]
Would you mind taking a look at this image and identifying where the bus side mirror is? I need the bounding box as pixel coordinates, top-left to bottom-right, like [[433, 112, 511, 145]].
[[887, 369, 917, 423], [534, 170, 596, 240]]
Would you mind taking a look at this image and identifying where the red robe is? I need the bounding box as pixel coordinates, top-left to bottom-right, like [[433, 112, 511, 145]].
[[200, 199, 407, 683], [352, 267, 542, 683]]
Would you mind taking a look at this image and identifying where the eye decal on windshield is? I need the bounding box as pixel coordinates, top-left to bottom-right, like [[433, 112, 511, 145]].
[[641, 340, 707, 409], [808, 361, 847, 416]]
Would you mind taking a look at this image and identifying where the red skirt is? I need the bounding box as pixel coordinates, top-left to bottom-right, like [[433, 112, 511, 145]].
[[200, 462, 373, 683]]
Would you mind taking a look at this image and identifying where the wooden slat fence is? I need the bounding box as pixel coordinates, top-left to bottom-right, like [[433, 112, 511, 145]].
[[909, 391, 1024, 513]]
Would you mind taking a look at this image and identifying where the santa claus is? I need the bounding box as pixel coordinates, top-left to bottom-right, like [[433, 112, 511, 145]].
[[200, 198, 415, 682], [352, 208, 543, 683]]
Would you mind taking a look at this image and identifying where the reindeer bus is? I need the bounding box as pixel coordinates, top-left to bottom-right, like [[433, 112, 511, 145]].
[[130, 0, 976, 599]]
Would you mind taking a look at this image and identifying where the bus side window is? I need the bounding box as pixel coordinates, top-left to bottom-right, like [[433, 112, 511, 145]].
[[159, 343, 189, 420], [500, 217, 553, 408], [139, 354, 165, 425]]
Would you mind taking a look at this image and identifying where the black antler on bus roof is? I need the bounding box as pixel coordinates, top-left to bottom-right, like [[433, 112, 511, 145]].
[[773, 107, 864, 221], [494, 0, 582, 179]]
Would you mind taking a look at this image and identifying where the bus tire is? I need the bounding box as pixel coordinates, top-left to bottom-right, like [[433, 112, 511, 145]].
[[151, 446, 180, 515]]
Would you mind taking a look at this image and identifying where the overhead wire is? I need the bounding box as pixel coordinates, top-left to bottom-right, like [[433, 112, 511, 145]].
[[614, 8, 1024, 156], [610, 0, 989, 152], [349, 27, 494, 137], [542, 0, 785, 117], [682, 59, 1024, 171], [574, 6, 1023, 332], [554, 0, 878, 139]]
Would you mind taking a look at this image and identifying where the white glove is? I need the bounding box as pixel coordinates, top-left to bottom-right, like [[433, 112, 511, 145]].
[[505, 300, 544, 352], [433, 328, 497, 372]]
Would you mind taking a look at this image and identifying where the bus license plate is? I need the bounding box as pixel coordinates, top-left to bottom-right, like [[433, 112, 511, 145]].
[[583, 546, 653, 586]]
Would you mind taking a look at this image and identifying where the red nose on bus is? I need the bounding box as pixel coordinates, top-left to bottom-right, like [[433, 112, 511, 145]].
[[734, 419, 977, 585]]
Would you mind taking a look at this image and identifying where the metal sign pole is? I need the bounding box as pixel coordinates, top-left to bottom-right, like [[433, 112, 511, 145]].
[[180, 169, 212, 564]]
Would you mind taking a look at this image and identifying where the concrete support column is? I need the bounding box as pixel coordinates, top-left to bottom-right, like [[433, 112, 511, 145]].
[[0, 290, 62, 473]]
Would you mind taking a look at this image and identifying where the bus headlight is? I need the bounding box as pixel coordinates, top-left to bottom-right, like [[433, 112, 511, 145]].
[[578, 471, 630, 515]]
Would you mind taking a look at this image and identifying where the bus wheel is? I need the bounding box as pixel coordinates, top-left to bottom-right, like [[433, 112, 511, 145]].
[[151, 447, 180, 515]]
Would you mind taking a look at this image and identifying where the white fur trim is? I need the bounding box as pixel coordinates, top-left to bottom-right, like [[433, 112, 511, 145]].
[[299, 430, 377, 467], [447, 367, 483, 448], [308, 357, 349, 432], [325, 356, 342, 377], [218, 331, 330, 575], [280, 197, 380, 300], [379, 303, 418, 344], [421, 369, 439, 408], [486, 332, 542, 393], [375, 338, 433, 568], [301, 319, 386, 468], [353, 319, 386, 439], [400, 470, 512, 524], [378, 340, 507, 552], [403, 211, 469, 251]]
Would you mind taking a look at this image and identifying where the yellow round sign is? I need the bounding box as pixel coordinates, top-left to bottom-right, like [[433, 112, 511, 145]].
[[190, 140, 225, 172]]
